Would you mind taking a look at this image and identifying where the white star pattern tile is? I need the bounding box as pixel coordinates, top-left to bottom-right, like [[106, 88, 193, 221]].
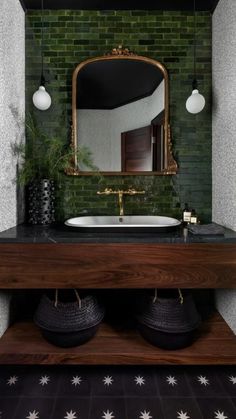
[[71, 376, 82, 386], [197, 396, 236, 419], [26, 410, 39, 419], [197, 375, 210, 386], [166, 375, 177, 386], [39, 375, 50, 386], [64, 410, 77, 419], [102, 410, 115, 419], [135, 376, 145, 386], [177, 410, 190, 419], [229, 376, 236, 385], [7, 375, 18, 386], [103, 376, 114, 386], [139, 410, 152, 419], [214, 411, 228, 419], [0, 365, 236, 419]]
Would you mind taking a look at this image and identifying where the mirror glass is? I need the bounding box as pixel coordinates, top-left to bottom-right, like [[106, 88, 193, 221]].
[[71, 48, 177, 175]]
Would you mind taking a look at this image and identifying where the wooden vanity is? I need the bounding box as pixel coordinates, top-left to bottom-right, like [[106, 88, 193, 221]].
[[0, 238, 236, 365]]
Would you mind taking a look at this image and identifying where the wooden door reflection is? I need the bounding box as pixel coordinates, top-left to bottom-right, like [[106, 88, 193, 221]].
[[121, 124, 163, 171]]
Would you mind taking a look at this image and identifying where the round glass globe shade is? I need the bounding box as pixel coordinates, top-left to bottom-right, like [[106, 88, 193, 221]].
[[186, 89, 205, 114], [32, 86, 51, 111]]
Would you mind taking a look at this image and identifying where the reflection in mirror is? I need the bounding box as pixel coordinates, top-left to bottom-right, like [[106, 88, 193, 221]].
[[70, 48, 177, 175]]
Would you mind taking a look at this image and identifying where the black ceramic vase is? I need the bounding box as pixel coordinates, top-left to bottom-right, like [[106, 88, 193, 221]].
[[27, 179, 55, 225]]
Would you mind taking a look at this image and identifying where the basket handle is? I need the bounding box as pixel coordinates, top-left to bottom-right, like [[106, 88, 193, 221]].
[[54, 289, 82, 309], [152, 288, 184, 304], [178, 288, 184, 304]]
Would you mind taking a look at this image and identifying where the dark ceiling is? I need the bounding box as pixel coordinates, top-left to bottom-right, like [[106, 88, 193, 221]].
[[21, 0, 220, 12], [77, 60, 163, 110]]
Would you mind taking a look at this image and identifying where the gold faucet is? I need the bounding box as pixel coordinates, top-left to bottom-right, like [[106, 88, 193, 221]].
[[97, 188, 145, 216]]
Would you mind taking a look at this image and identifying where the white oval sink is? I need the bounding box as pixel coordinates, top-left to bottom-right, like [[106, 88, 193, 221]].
[[65, 215, 181, 229]]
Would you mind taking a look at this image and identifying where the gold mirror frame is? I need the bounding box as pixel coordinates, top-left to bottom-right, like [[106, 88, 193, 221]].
[[69, 47, 177, 176]]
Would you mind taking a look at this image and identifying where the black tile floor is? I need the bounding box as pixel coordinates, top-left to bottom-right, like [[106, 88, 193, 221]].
[[0, 365, 236, 418]]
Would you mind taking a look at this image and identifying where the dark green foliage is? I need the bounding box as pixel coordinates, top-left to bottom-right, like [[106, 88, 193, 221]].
[[12, 113, 98, 186]]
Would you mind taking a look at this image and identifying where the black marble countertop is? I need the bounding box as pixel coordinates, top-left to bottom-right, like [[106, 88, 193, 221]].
[[0, 223, 236, 243]]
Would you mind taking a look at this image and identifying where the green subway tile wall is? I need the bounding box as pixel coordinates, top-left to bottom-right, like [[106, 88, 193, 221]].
[[25, 10, 212, 222]]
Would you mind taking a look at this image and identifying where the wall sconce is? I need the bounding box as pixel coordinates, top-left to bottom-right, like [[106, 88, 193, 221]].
[[32, 0, 51, 111], [186, 0, 205, 114]]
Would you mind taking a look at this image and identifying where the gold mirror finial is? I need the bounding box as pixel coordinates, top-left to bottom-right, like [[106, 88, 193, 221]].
[[107, 45, 134, 56]]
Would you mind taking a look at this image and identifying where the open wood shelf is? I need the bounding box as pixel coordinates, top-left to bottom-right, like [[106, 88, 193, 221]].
[[0, 312, 235, 365], [1, 242, 235, 366]]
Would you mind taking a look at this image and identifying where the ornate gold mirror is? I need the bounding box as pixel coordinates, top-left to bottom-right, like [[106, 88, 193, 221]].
[[70, 46, 177, 175]]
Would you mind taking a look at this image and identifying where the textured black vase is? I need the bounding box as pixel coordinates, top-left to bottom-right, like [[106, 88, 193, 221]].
[[27, 179, 55, 225]]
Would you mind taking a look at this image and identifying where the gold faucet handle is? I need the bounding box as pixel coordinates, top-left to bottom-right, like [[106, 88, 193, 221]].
[[127, 188, 145, 195], [97, 188, 145, 195], [97, 188, 113, 195], [97, 188, 111, 195]]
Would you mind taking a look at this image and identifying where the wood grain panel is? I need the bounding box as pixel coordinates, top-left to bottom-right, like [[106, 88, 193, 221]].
[[0, 313, 235, 365], [0, 243, 236, 288]]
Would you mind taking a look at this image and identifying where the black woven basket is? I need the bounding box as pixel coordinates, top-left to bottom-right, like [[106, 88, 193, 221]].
[[34, 290, 105, 347], [136, 289, 201, 350]]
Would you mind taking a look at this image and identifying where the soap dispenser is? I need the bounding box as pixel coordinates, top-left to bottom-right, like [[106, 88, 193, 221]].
[[190, 209, 198, 224], [182, 203, 191, 226]]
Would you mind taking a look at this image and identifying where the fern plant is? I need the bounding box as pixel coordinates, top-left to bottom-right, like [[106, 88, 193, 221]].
[[12, 113, 98, 185]]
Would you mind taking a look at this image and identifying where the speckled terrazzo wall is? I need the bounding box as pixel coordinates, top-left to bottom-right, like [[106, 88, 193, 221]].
[[213, 0, 236, 335], [215, 289, 236, 334], [0, 0, 25, 232], [212, 0, 236, 231], [0, 292, 13, 337]]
